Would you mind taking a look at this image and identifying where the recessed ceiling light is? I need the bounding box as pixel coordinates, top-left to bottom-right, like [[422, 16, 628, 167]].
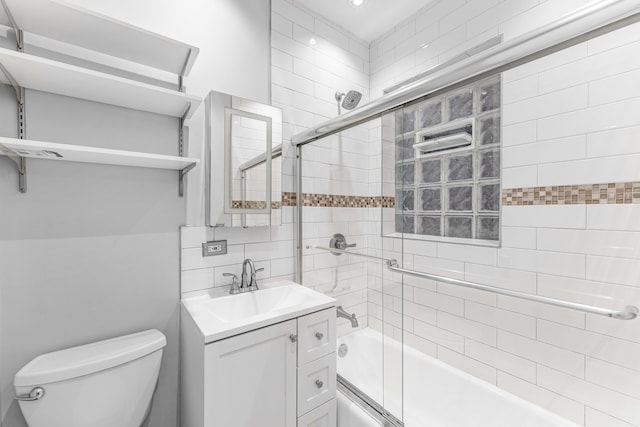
[[350, 0, 365, 6], [309, 38, 317, 46]]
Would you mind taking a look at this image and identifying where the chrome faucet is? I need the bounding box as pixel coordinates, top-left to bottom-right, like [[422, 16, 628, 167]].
[[241, 258, 263, 291], [336, 306, 359, 328], [224, 259, 264, 295]]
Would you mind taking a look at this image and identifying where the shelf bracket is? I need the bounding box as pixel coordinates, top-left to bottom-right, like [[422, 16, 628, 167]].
[[1, 0, 24, 52], [15, 28, 24, 52], [16, 86, 26, 192], [0, 0, 27, 192], [178, 105, 192, 197], [178, 48, 193, 93], [0, 60, 28, 192], [179, 162, 196, 196], [7, 153, 26, 193]]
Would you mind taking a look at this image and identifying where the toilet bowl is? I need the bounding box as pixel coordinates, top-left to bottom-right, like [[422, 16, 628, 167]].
[[14, 329, 166, 427]]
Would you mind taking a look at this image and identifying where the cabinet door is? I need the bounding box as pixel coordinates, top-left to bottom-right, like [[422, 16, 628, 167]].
[[204, 320, 297, 427]]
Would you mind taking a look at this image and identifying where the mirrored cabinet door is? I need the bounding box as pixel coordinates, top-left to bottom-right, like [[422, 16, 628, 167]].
[[205, 90, 282, 228]]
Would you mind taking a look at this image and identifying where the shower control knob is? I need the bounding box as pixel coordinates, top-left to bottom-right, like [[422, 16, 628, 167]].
[[315, 332, 324, 340], [289, 334, 298, 343], [315, 379, 323, 389], [329, 233, 356, 254]]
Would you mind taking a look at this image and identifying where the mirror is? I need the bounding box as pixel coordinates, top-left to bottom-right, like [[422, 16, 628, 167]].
[[205, 91, 282, 227]]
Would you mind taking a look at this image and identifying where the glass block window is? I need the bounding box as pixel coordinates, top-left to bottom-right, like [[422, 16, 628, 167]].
[[394, 76, 501, 241]]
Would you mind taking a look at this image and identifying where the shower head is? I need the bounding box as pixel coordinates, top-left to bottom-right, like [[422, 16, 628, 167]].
[[340, 90, 362, 110]]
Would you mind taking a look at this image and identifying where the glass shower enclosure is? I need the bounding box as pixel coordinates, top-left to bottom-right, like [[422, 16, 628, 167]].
[[294, 2, 640, 426]]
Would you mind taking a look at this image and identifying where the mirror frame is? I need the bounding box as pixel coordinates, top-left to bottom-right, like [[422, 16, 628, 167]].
[[223, 107, 272, 215]]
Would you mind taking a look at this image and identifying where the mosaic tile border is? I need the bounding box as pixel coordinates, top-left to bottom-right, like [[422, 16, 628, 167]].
[[281, 192, 394, 208], [231, 200, 281, 209], [283, 182, 640, 209], [502, 182, 640, 206], [282, 192, 297, 207]]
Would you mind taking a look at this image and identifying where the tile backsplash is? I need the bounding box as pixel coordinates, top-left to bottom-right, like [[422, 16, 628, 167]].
[[180, 215, 295, 297]]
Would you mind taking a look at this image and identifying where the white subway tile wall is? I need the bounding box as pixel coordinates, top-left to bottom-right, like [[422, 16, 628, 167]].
[[369, 1, 640, 426], [276, 0, 376, 333]]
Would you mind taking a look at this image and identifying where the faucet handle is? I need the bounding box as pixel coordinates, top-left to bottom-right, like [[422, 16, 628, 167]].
[[223, 273, 241, 295], [249, 267, 264, 290]]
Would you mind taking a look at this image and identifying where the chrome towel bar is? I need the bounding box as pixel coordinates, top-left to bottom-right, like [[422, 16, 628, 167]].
[[387, 264, 638, 320], [306, 245, 638, 320]]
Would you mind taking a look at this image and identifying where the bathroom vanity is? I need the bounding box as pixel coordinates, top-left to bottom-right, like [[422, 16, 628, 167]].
[[181, 281, 337, 427]]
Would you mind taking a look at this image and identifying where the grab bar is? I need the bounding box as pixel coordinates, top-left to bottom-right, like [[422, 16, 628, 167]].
[[307, 245, 638, 320]]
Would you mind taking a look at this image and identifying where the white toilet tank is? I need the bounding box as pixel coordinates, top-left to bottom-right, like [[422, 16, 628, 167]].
[[14, 329, 166, 427]]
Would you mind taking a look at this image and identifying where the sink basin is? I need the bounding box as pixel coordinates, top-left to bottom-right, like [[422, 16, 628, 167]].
[[182, 281, 336, 343], [204, 285, 321, 322]]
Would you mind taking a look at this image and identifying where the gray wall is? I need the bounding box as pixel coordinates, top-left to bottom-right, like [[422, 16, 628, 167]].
[[0, 90, 183, 426]]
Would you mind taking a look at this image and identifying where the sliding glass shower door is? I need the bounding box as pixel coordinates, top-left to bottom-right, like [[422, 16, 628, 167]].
[[298, 120, 404, 426]]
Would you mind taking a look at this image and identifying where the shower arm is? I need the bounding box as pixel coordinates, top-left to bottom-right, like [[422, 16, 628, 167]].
[[307, 245, 639, 320]]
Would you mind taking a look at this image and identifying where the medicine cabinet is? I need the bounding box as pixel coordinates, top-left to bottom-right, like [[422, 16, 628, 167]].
[[205, 90, 282, 227]]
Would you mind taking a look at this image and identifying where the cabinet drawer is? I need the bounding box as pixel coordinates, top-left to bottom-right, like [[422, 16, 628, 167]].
[[298, 308, 336, 365], [297, 353, 336, 416], [297, 398, 336, 427]]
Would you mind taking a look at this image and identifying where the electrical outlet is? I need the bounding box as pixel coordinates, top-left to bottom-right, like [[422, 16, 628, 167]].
[[202, 240, 227, 257]]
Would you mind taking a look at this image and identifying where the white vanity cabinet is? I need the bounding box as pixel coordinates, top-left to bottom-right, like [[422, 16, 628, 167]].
[[181, 300, 337, 427], [205, 319, 298, 427]]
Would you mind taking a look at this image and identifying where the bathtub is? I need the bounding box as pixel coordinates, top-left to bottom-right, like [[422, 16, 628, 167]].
[[336, 328, 580, 427]]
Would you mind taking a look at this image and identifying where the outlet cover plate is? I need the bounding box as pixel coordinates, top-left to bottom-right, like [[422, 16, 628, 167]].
[[202, 240, 227, 257]]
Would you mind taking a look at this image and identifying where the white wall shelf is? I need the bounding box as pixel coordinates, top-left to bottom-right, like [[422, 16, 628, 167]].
[[0, 137, 199, 193], [1, 0, 199, 76], [0, 2, 202, 196], [0, 47, 201, 118], [0, 137, 199, 170]]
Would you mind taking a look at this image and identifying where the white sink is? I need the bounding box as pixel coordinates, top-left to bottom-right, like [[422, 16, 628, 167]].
[[182, 281, 336, 343]]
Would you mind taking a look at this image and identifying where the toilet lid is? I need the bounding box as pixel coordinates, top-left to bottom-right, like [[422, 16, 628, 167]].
[[14, 329, 166, 386]]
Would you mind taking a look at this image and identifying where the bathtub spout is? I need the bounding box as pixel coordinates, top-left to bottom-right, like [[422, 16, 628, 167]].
[[337, 306, 359, 328]]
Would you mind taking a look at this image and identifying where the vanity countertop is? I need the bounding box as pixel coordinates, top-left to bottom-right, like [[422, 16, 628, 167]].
[[181, 280, 336, 343]]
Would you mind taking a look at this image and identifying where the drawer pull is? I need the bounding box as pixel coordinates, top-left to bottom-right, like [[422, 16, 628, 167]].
[[315, 379, 323, 389], [315, 332, 324, 340], [289, 334, 298, 343]]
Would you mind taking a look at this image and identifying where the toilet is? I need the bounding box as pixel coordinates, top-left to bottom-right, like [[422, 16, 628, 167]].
[[14, 329, 166, 427]]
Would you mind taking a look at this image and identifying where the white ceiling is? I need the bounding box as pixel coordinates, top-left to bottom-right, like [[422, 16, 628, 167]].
[[294, 0, 435, 43]]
